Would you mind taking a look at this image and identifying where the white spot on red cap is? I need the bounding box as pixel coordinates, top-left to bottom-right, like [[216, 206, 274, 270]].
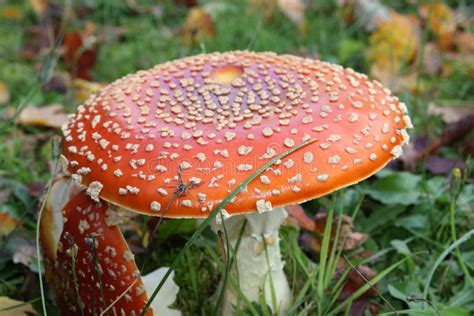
[[256, 200, 273, 213]]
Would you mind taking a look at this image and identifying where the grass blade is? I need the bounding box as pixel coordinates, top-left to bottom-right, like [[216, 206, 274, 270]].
[[329, 256, 409, 315], [423, 229, 474, 302], [35, 137, 62, 316], [316, 196, 335, 307]]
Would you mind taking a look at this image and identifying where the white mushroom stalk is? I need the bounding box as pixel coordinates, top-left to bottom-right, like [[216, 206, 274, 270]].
[[211, 207, 291, 315]]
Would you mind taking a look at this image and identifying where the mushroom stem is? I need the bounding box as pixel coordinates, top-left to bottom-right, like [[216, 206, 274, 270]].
[[211, 207, 291, 315]]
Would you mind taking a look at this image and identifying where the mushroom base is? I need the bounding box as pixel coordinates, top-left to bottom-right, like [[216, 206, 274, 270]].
[[211, 207, 291, 315]]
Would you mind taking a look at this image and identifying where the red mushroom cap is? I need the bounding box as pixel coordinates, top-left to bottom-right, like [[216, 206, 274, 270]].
[[61, 51, 411, 218], [41, 186, 152, 315]]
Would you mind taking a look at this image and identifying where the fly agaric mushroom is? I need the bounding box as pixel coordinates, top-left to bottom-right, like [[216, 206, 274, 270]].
[[39, 176, 181, 315], [46, 51, 411, 315]]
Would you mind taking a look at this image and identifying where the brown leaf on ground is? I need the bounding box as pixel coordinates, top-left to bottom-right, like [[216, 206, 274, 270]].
[[428, 103, 474, 124], [277, 0, 306, 35], [174, 0, 198, 7], [285, 204, 315, 231], [0, 213, 20, 237], [419, 3, 456, 51], [341, 265, 378, 298], [422, 114, 474, 158], [399, 141, 420, 172], [465, 141, 474, 158], [62, 22, 98, 80], [338, 264, 379, 316], [72, 78, 106, 103], [454, 32, 474, 54], [30, 0, 49, 17], [180, 8, 215, 46], [368, 13, 419, 89], [246, 0, 306, 34], [18, 104, 68, 129], [370, 65, 422, 94], [288, 205, 368, 253], [0, 6, 23, 20], [341, 0, 392, 32], [425, 156, 465, 175], [12, 244, 37, 267], [0, 297, 37, 315], [0, 81, 10, 105], [312, 213, 368, 252]]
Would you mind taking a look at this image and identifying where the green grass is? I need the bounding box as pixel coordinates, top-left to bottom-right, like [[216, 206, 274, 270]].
[[1, 0, 473, 315]]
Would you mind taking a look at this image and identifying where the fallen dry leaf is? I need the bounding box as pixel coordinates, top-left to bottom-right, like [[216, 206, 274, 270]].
[[341, 265, 378, 298], [0, 212, 20, 237], [338, 264, 379, 315], [0, 297, 37, 315], [18, 104, 68, 129], [368, 12, 419, 82], [277, 0, 306, 34], [180, 8, 215, 46], [423, 114, 474, 158], [345, 2, 422, 92], [174, 0, 198, 7], [425, 156, 465, 175], [428, 102, 474, 124], [285, 204, 315, 231], [30, 0, 49, 17], [72, 78, 106, 103], [312, 213, 368, 252], [349, 0, 392, 32], [0, 6, 23, 20], [419, 3, 456, 51], [63, 23, 98, 80], [465, 140, 474, 158], [454, 32, 474, 54], [288, 205, 368, 253], [12, 244, 37, 267], [246, 0, 306, 34], [370, 65, 422, 94], [0, 81, 10, 105], [399, 141, 420, 172]]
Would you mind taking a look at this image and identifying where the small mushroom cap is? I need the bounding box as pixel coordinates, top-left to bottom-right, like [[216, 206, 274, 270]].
[[62, 51, 411, 218], [41, 187, 152, 315]]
